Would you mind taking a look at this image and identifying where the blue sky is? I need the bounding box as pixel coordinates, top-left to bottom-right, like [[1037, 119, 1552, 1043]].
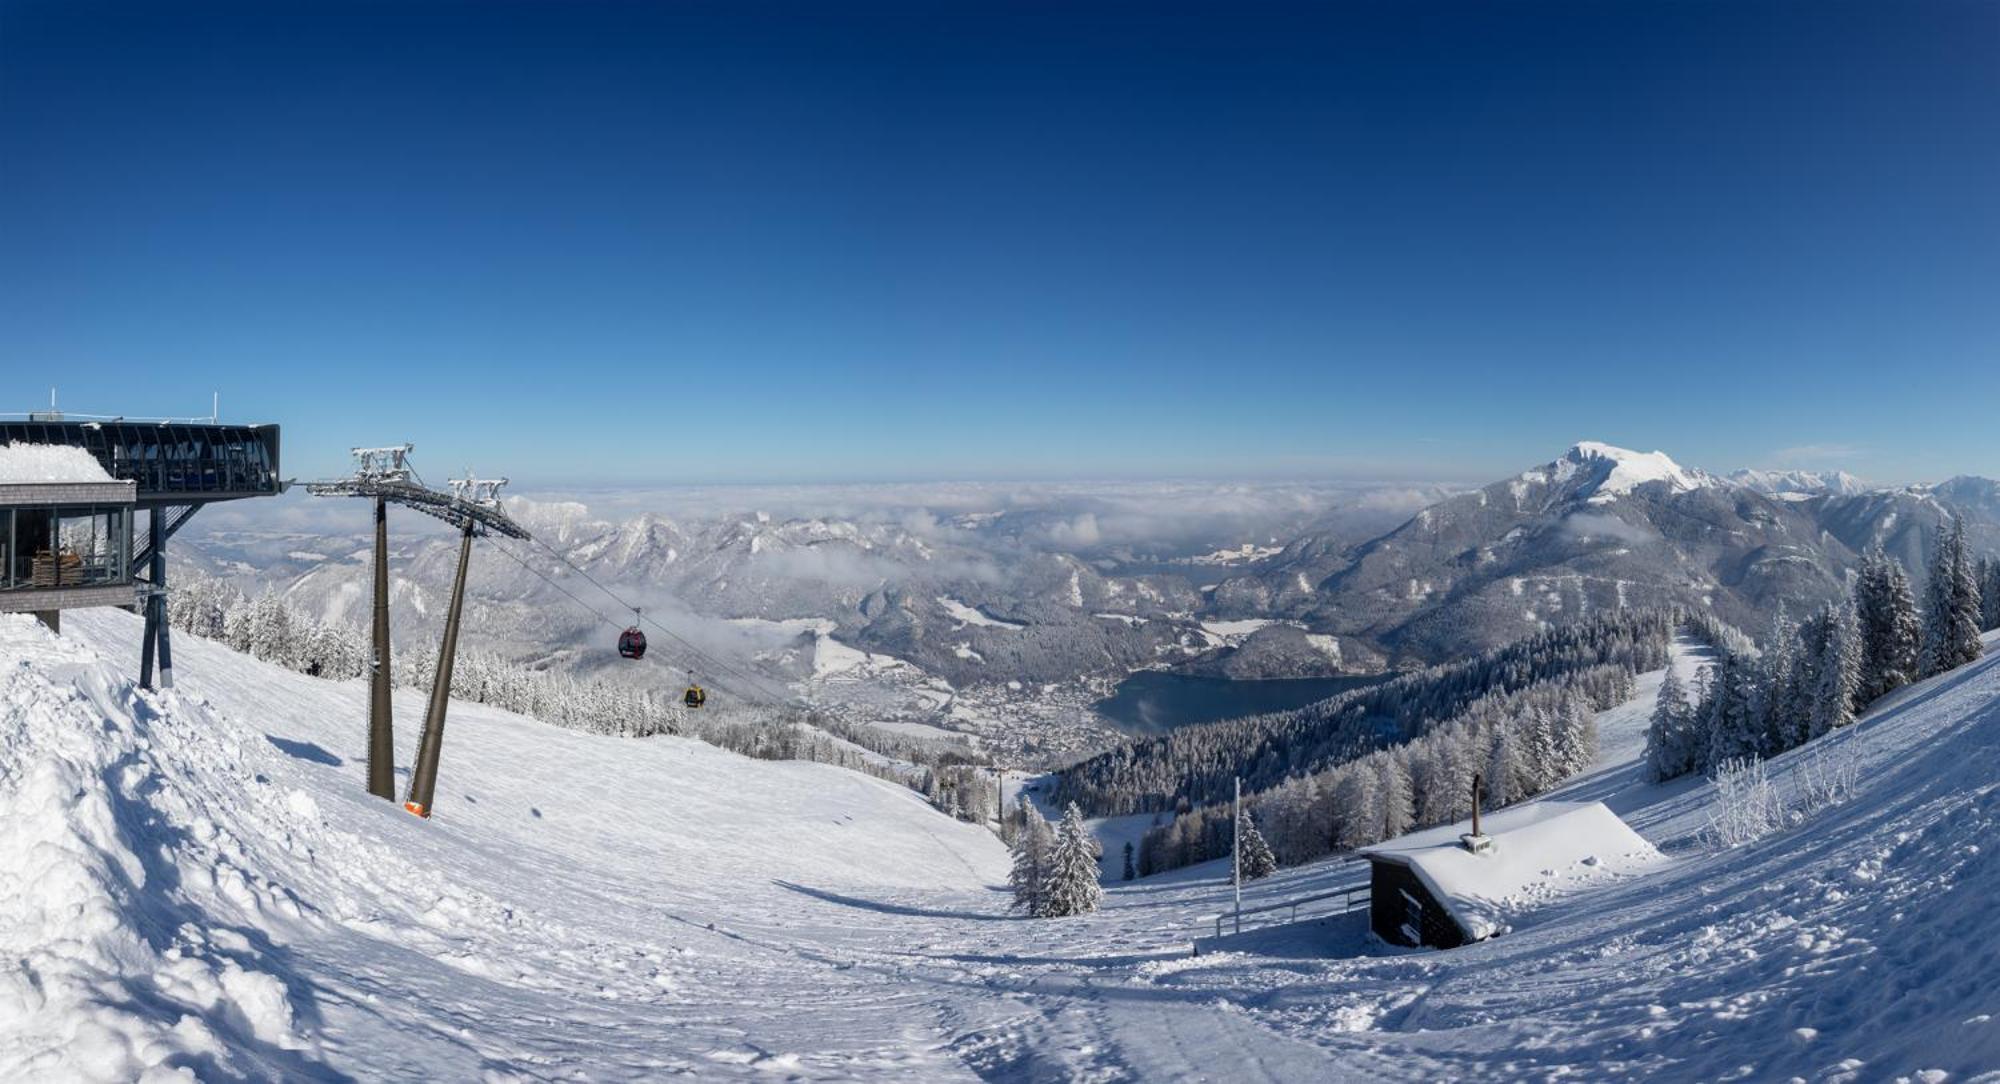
[[2, 2, 1995, 485]]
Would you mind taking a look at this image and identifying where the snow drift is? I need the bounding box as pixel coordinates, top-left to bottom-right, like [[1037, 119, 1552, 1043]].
[[0, 443, 115, 483]]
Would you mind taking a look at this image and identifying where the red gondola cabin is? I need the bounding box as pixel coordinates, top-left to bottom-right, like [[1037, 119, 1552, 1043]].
[[617, 627, 647, 659]]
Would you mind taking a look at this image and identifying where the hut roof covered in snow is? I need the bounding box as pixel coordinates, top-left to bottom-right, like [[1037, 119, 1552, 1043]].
[[1360, 801, 1663, 942]]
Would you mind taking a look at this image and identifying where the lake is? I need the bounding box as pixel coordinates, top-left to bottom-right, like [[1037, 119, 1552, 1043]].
[[1094, 669, 1392, 734]]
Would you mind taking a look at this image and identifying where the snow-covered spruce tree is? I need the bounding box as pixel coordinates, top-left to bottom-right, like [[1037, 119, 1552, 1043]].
[[1756, 605, 1799, 756], [1703, 651, 1761, 771], [1485, 724, 1523, 807], [1688, 665, 1718, 770], [1854, 546, 1922, 704], [1007, 799, 1053, 914], [1518, 705, 1562, 795], [1331, 765, 1380, 850], [1039, 804, 1104, 918], [1555, 695, 1598, 779], [1236, 809, 1279, 880], [220, 595, 250, 653], [1644, 665, 1697, 782], [1789, 609, 1830, 743], [246, 590, 291, 666], [1410, 727, 1473, 826], [1375, 752, 1414, 840], [1809, 600, 1862, 739], [1979, 555, 2000, 634], [1921, 518, 1984, 678]]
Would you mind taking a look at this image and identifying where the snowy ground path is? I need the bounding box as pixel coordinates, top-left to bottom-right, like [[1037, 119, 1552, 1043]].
[[1543, 636, 1718, 840], [7, 612, 2000, 1080]]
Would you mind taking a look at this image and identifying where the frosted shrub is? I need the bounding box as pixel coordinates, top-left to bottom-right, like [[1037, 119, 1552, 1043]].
[[1706, 757, 1786, 847], [1706, 738, 1864, 849], [1792, 737, 1862, 819]]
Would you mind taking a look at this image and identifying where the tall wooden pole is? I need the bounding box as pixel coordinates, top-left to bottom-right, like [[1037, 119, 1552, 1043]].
[[1232, 775, 1242, 935], [367, 495, 395, 800], [405, 519, 474, 818]]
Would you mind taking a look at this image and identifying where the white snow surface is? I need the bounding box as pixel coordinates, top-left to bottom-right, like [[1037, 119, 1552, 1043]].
[[1565, 441, 1713, 504], [7, 612, 2000, 1080], [1361, 802, 1664, 942], [1, 611, 1002, 1081], [0, 443, 115, 483], [936, 597, 1025, 629]]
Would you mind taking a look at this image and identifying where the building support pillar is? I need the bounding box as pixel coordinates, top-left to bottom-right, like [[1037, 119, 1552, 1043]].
[[367, 495, 396, 801], [139, 510, 172, 690], [405, 519, 475, 818], [152, 510, 173, 689]]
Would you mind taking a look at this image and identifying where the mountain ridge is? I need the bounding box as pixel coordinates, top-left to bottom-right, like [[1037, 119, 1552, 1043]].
[[1211, 441, 2000, 666]]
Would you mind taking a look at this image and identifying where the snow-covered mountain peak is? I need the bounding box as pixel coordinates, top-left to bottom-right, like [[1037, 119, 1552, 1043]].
[[609, 512, 685, 565], [501, 496, 606, 543], [1555, 442, 1714, 504], [1727, 467, 1869, 499]]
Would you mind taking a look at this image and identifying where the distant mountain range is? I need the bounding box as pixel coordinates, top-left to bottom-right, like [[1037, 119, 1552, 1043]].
[[171, 482, 1434, 691], [173, 448, 2000, 713], [1725, 467, 1870, 498], [1208, 443, 2000, 667]]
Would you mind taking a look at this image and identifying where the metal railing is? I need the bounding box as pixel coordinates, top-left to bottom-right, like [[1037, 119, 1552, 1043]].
[[1210, 881, 1370, 939]]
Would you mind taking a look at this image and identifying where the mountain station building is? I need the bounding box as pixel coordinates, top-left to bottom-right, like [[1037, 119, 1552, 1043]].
[[0, 417, 282, 680]]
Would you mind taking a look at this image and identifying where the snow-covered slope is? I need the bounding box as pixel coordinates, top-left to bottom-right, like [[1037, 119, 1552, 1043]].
[[1, 610, 1005, 1080], [8, 611, 2000, 1081]]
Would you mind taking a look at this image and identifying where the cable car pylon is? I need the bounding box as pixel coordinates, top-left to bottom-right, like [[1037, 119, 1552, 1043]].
[[369, 481, 394, 798], [404, 473, 527, 818], [307, 454, 528, 817], [306, 445, 413, 801]]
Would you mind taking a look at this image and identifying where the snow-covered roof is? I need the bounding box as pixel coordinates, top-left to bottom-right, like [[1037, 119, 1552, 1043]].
[[1361, 801, 1663, 941], [0, 442, 115, 483]]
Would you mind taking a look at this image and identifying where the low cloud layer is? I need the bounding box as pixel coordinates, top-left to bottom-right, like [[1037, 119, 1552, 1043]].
[[1560, 512, 1658, 545]]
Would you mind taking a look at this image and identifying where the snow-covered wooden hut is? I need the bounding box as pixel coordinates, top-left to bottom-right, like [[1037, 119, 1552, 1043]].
[[1359, 801, 1661, 949]]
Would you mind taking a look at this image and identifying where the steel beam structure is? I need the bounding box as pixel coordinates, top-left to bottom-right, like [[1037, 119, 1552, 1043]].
[[368, 495, 395, 800], [404, 519, 474, 818], [138, 508, 177, 690], [306, 448, 525, 816]]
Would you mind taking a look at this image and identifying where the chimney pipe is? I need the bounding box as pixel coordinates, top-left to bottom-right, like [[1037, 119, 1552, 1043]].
[[1460, 773, 1494, 853], [1471, 772, 1483, 837]]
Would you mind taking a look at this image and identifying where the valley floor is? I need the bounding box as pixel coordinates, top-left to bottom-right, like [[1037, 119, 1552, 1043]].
[[6, 611, 2000, 1081]]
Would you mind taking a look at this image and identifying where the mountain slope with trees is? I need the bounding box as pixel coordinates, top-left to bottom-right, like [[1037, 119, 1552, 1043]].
[[1055, 608, 1679, 819], [1213, 443, 2000, 669]]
